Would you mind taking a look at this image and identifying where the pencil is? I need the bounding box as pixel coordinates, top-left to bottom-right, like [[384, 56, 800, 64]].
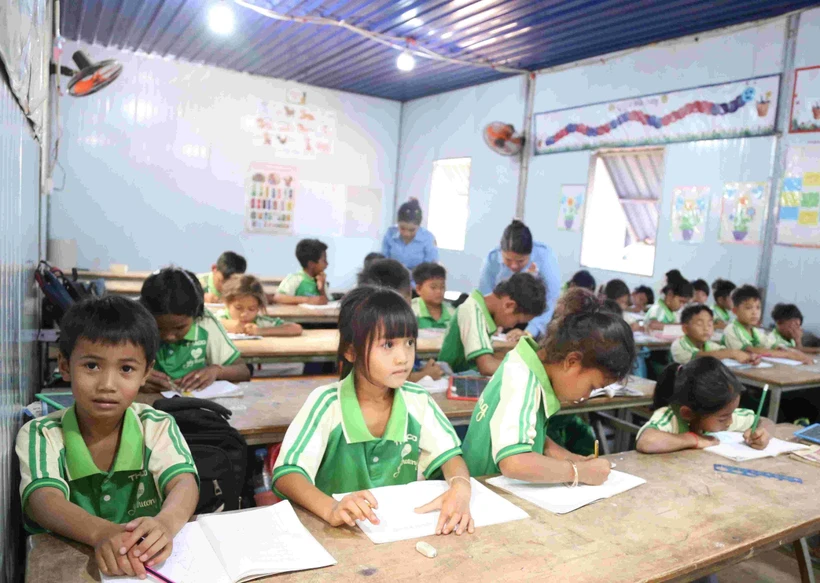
[[594, 440, 599, 459], [146, 566, 176, 583], [750, 384, 769, 433]]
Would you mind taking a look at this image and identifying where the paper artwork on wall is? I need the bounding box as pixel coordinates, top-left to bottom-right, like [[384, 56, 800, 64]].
[[241, 100, 335, 159], [244, 162, 297, 235], [776, 144, 820, 247], [670, 186, 710, 243], [718, 182, 769, 245], [556, 185, 586, 232], [789, 66, 820, 133]]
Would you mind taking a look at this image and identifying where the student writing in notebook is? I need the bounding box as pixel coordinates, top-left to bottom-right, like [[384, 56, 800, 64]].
[[274, 238, 330, 305], [16, 297, 199, 579], [710, 278, 736, 330], [198, 250, 247, 304], [461, 289, 635, 485], [671, 305, 758, 365], [217, 274, 302, 337], [645, 277, 693, 330], [273, 287, 474, 536], [636, 357, 773, 454]]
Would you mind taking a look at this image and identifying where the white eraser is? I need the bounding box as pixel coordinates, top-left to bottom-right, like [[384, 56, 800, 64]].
[[415, 541, 437, 558]]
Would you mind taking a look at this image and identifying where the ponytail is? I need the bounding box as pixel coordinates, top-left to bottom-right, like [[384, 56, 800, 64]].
[[542, 288, 635, 381], [653, 357, 745, 412], [397, 198, 423, 225], [500, 220, 533, 255]]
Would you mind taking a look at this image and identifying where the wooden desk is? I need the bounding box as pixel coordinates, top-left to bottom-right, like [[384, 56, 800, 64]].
[[734, 363, 820, 422], [266, 304, 340, 325], [72, 270, 283, 286], [26, 425, 819, 583], [235, 329, 517, 364]]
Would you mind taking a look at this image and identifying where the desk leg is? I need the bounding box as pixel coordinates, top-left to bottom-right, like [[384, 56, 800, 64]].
[[795, 537, 816, 583], [767, 388, 782, 422]]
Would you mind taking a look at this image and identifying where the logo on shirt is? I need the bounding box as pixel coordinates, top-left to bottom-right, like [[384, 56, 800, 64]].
[[475, 396, 489, 422], [392, 440, 419, 478], [191, 347, 203, 359]]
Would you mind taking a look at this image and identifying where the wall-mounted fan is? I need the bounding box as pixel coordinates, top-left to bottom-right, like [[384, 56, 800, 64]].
[[483, 122, 524, 156], [51, 51, 123, 97]]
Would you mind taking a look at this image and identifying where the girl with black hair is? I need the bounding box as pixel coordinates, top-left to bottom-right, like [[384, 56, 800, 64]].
[[140, 267, 250, 392], [380, 198, 439, 275], [645, 278, 694, 330], [273, 286, 474, 536], [636, 357, 772, 454]]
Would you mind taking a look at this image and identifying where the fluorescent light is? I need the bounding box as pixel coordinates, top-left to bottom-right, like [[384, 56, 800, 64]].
[[401, 8, 418, 20], [407, 18, 424, 28], [441, 31, 453, 39], [208, 3, 235, 35], [396, 50, 416, 72], [427, 30, 436, 36]]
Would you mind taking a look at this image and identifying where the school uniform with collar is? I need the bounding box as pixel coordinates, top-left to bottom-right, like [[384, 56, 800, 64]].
[[277, 270, 322, 297], [155, 310, 241, 380], [637, 406, 756, 440], [671, 335, 723, 365], [712, 304, 733, 324], [215, 308, 286, 328], [197, 272, 220, 299], [461, 337, 562, 477], [272, 374, 462, 497], [722, 321, 776, 350], [381, 226, 439, 272], [770, 329, 797, 348], [645, 299, 678, 324], [15, 403, 198, 532], [438, 290, 496, 373], [411, 297, 454, 330]]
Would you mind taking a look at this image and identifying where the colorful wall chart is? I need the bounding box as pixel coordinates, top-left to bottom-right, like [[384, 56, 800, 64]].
[[556, 185, 586, 232], [789, 66, 820, 133], [244, 162, 297, 235], [718, 182, 769, 245], [241, 100, 336, 159], [670, 186, 710, 243], [777, 145, 820, 247], [534, 76, 779, 155]]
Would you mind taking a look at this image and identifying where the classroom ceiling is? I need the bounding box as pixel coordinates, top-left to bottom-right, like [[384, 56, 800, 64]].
[[61, 0, 820, 102]]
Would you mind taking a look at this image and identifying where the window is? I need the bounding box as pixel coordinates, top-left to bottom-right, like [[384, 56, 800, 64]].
[[427, 158, 472, 251], [580, 148, 664, 277]]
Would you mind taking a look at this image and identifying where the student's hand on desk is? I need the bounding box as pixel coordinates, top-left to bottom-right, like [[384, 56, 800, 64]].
[[143, 370, 172, 393], [691, 432, 719, 449], [631, 321, 642, 332], [178, 365, 220, 391], [734, 351, 760, 365], [243, 323, 260, 335], [124, 516, 173, 567], [743, 427, 770, 450], [93, 523, 147, 579], [419, 359, 443, 380], [305, 295, 328, 305], [578, 458, 612, 485], [415, 479, 474, 536], [505, 329, 528, 343], [328, 490, 379, 527]]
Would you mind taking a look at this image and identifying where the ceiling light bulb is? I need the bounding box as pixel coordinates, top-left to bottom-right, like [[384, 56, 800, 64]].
[[209, 3, 235, 35], [396, 50, 416, 72]]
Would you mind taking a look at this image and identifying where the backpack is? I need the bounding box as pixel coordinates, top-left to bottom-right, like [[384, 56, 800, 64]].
[[34, 261, 97, 326], [152, 397, 249, 514]]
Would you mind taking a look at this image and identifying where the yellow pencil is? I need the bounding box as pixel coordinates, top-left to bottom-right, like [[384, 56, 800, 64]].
[[594, 440, 599, 459]]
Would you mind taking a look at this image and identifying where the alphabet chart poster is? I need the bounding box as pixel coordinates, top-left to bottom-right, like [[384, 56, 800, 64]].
[[244, 162, 297, 235]]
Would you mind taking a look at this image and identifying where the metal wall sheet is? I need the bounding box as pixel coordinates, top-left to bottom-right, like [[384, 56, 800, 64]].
[[0, 70, 41, 583]]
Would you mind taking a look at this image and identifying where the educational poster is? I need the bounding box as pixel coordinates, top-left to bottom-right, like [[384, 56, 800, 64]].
[[670, 186, 710, 243], [776, 145, 820, 247], [556, 185, 586, 232], [789, 66, 820, 133], [534, 75, 779, 154], [241, 100, 336, 159], [244, 162, 297, 235], [718, 182, 769, 245]]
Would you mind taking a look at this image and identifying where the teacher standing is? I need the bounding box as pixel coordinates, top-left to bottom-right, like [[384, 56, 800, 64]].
[[479, 219, 560, 339], [381, 198, 439, 272]]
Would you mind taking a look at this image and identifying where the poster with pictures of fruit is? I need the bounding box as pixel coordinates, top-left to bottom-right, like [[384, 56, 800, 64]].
[[241, 101, 336, 159], [718, 182, 769, 245], [245, 162, 297, 235]]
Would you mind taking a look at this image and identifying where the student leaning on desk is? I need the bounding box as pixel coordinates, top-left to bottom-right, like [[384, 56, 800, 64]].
[[198, 250, 247, 304]]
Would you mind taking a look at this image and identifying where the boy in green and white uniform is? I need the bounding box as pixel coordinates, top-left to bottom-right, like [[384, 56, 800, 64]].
[[671, 305, 756, 365], [197, 251, 247, 303], [710, 278, 736, 330], [637, 406, 756, 441], [275, 238, 330, 305], [439, 273, 546, 376], [770, 303, 806, 349], [411, 262, 454, 330], [16, 297, 199, 578]]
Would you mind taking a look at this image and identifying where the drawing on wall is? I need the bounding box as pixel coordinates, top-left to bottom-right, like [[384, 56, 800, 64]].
[[534, 75, 779, 154], [670, 186, 710, 243], [244, 162, 297, 235], [789, 66, 820, 133], [556, 185, 586, 232], [718, 182, 769, 245], [241, 100, 335, 159], [777, 144, 820, 247]]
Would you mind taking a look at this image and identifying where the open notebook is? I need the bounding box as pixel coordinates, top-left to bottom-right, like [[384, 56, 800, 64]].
[[721, 359, 773, 369], [486, 470, 646, 515], [297, 300, 341, 310], [161, 380, 243, 400], [332, 479, 528, 544], [589, 383, 644, 399], [102, 502, 335, 583], [704, 431, 809, 462], [227, 333, 264, 341], [761, 356, 806, 366]]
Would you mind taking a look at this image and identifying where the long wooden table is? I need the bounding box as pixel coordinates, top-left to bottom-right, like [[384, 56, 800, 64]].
[[25, 425, 818, 583], [205, 303, 341, 325], [734, 362, 820, 422], [72, 271, 283, 296]]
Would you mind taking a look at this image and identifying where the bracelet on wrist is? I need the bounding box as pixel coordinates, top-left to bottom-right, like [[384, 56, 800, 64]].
[[447, 476, 471, 488], [565, 461, 579, 488]]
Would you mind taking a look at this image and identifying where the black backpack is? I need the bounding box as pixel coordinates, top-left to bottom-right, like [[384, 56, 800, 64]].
[[34, 261, 98, 327], [152, 397, 249, 514]]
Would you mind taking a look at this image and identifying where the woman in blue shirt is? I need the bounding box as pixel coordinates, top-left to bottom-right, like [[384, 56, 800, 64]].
[[478, 219, 561, 339], [381, 199, 439, 272]]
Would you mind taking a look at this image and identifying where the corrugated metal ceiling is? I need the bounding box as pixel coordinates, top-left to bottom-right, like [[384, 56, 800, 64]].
[[61, 0, 820, 102], [602, 149, 664, 244]]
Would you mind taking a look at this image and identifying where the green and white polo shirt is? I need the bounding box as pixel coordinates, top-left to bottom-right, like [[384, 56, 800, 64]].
[[197, 272, 220, 298], [645, 299, 677, 324], [461, 337, 561, 477], [411, 297, 454, 330], [16, 403, 197, 532], [216, 308, 285, 328], [722, 321, 775, 350], [277, 271, 321, 297], [712, 304, 733, 324], [439, 290, 496, 373], [671, 336, 723, 365], [155, 310, 241, 380], [770, 329, 796, 348], [272, 374, 462, 497], [637, 406, 755, 440]]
